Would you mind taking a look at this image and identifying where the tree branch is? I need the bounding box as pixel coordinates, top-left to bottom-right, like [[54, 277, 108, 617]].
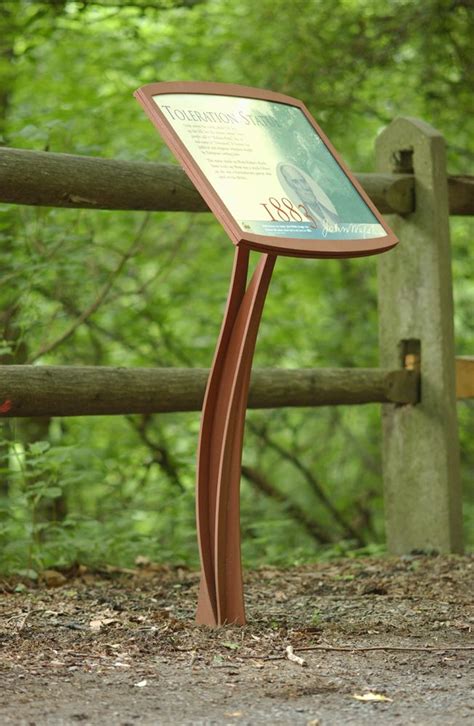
[[248, 421, 365, 545], [126, 414, 185, 492], [28, 215, 150, 363], [241, 464, 332, 544]]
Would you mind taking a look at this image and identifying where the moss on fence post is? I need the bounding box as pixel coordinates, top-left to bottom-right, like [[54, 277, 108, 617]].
[[376, 117, 463, 554]]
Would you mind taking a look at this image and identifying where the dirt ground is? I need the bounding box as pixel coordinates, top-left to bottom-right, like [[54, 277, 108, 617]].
[[0, 555, 473, 726]]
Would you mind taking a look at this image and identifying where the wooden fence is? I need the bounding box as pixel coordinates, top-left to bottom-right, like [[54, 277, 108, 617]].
[[1, 116, 473, 553]]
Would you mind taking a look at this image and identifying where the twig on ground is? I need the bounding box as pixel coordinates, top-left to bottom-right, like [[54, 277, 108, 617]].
[[232, 644, 474, 661], [285, 645, 307, 666], [17, 607, 32, 632], [295, 644, 474, 653]]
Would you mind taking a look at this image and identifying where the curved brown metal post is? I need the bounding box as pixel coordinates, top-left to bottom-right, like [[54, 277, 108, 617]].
[[195, 246, 249, 626], [196, 247, 276, 626]]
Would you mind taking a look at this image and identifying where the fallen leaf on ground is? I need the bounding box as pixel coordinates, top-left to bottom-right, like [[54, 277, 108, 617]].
[[134, 679, 147, 687], [89, 617, 117, 632], [353, 692, 393, 702], [286, 645, 307, 666], [41, 570, 67, 587], [135, 555, 151, 567]]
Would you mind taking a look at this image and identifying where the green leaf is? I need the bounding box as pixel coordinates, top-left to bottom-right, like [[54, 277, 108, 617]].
[[14, 568, 38, 580], [28, 441, 51, 456], [42, 487, 63, 499]]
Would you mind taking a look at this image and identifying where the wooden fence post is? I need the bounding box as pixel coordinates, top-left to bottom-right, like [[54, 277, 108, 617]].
[[376, 117, 463, 554]]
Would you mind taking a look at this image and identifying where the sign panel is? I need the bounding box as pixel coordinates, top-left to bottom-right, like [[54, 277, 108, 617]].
[[135, 82, 398, 258]]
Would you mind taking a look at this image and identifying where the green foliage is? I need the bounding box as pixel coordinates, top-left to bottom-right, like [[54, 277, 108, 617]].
[[0, 0, 472, 572]]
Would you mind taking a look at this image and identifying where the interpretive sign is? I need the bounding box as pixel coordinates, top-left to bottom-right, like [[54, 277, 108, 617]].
[[134, 81, 398, 627], [134, 82, 397, 257]]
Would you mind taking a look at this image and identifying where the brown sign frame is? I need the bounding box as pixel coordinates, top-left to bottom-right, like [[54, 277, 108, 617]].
[[134, 81, 399, 626], [134, 81, 398, 259]]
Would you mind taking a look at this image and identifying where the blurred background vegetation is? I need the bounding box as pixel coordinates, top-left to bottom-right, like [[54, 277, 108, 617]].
[[0, 0, 472, 574]]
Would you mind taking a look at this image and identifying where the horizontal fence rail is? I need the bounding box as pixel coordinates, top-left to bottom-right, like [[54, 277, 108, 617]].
[[0, 119, 472, 559], [1, 147, 473, 215], [0, 365, 420, 417]]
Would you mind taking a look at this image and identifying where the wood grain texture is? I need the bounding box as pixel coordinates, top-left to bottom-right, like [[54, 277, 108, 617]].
[[1, 146, 472, 215], [0, 365, 420, 417], [376, 116, 463, 555]]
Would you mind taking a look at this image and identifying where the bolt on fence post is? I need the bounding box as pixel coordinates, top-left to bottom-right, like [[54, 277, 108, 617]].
[[376, 117, 463, 554]]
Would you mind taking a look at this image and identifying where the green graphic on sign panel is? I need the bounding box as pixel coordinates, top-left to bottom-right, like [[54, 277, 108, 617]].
[[155, 93, 386, 241]]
